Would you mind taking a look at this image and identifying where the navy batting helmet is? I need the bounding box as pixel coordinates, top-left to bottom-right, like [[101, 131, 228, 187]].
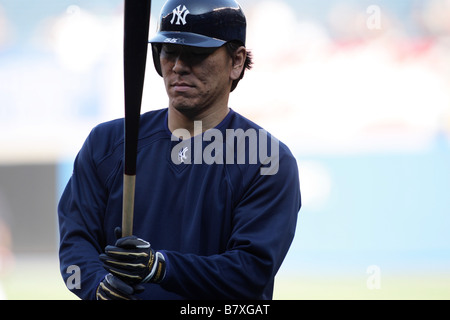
[[149, 0, 247, 76]]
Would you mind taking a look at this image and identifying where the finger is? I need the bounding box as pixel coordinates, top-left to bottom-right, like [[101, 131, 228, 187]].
[[98, 281, 130, 300], [97, 274, 134, 300], [114, 226, 122, 240], [103, 246, 149, 260], [107, 273, 136, 295], [133, 284, 145, 294], [100, 254, 147, 271], [115, 236, 151, 249], [105, 265, 144, 282]]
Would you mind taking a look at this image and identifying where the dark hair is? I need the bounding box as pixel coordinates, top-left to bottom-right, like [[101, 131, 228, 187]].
[[225, 41, 253, 92]]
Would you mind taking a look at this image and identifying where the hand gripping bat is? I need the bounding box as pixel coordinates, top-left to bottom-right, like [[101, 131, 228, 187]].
[[122, 0, 151, 237]]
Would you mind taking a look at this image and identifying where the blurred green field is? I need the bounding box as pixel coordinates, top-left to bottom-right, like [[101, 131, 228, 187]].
[[273, 273, 450, 300], [1, 254, 78, 300], [1, 254, 449, 300]]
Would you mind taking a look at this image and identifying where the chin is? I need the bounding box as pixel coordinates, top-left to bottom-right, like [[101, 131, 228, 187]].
[[172, 101, 194, 111], [171, 101, 201, 117]]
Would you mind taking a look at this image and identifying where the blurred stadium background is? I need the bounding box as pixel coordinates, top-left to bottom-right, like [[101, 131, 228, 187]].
[[0, 0, 449, 300]]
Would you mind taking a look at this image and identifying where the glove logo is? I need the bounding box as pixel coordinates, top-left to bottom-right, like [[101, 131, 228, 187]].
[[170, 5, 190, 25]]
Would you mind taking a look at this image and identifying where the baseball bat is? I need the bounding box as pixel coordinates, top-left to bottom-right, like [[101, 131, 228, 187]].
[[122, 0, 151, 237]]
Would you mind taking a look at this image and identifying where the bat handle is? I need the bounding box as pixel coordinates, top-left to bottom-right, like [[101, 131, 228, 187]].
[[122, 174, 136, 237]]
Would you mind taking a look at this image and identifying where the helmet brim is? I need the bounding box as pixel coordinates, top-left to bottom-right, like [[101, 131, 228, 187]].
[[149, 31, 226, 48]]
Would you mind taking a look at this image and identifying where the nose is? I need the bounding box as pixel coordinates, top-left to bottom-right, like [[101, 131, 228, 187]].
[[172, 52, 191, 75]]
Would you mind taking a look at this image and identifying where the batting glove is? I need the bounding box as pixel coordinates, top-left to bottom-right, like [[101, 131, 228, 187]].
[[99, 236, 166, 284], [96, 273, 144, 300]]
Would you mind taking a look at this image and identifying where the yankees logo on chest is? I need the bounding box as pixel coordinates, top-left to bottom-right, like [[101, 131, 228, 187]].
[[178, 147, 189, 163]]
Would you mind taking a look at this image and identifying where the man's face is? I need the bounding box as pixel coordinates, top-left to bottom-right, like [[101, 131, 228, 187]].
[[159, 44, 233, 117]]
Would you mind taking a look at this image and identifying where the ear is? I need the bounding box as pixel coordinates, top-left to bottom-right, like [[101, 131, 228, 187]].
[[230, 46, 247, 81]]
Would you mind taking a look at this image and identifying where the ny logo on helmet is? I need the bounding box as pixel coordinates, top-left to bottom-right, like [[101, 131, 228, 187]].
[[171, 5, 190, 25]]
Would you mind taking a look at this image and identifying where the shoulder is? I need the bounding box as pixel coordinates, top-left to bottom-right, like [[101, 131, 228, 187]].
[[91, 108, 167, 140], [83, 108, 168, 164], [223, 110, 298, 188], [227, 110, 294, 153], [227, 110, 298, 166], [226, 109, 262, 131], [223, 111, 301, 212], [89, 108, 167, 145]]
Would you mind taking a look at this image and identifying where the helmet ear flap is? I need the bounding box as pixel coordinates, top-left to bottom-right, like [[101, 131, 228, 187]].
[[152, 44, 163, 77]]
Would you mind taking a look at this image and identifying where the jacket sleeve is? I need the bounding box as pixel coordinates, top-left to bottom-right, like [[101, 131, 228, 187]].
[[58, 129, 109, 300], [159, 149, 301, 299]]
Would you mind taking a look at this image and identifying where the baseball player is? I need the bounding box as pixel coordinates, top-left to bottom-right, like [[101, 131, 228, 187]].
[[58, 0, 301, 300]]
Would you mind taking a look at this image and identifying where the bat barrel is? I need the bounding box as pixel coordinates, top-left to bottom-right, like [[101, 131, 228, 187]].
[[122, 0, 152, 237], [123, 0, 151, 176]]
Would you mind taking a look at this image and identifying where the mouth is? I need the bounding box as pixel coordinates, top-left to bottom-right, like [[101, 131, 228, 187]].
[[171, 82, 195, 93]]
